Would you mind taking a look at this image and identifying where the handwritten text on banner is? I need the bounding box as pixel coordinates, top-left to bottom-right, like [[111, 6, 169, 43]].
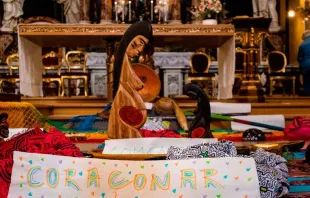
[[8, 151, 260, 198], [103, 138, 218, 154]]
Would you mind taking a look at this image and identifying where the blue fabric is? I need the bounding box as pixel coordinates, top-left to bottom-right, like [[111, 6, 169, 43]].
[[298, 37, 310, 95], [288, 177, 310, 193], [97, 143, 105, 149], [292, 152, 306, 160], [65, 105, 110, 132], [67, 115, 98, 131]]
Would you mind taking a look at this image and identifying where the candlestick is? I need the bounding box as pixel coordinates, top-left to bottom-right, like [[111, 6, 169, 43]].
[[158, 1, 162, 23], [122, 1, 125, 23], [151, 0, 154, 21], [115, 1, 118, 23], [164, 0, 167, 23], [129, 1, 132, 22]]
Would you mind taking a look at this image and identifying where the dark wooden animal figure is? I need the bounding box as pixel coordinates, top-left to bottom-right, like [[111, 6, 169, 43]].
[[183, 83, 213, 138]]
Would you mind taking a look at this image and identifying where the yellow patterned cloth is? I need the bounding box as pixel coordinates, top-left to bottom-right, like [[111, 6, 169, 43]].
[[0, 102, 52, 130]]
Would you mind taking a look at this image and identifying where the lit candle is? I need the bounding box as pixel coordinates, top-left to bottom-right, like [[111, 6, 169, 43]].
[[129, 1, 132, 22], [164, 0, 167, 22], [151, 0, 154, 21], [158, 1, 162, 22], [122, 1, 125, 22], [115, 1, 118, 22]]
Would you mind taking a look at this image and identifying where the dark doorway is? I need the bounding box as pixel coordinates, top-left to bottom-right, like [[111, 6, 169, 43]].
[[22, 0, 63, 21], [0, 1, 3, 27], [225, 0, 253, 18]]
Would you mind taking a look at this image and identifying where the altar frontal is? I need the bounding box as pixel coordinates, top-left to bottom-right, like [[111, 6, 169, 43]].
[[8, 151, 260, 198]]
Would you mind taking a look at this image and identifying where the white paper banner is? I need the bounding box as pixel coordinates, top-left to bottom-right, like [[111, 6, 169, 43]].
[[103, 138, 218, 154], [9, 151, 260, 198], [210, 102, 251, 114]]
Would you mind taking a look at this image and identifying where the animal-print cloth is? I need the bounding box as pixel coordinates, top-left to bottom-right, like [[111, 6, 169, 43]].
[[166, 140, 289, 198]]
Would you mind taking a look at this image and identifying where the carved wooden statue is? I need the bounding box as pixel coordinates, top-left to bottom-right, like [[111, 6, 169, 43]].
[[183, 83, 213, 138], [108, 21, 153, 139]]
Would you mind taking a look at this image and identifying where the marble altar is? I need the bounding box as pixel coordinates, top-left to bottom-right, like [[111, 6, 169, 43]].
[[17, 24, 235, 99]]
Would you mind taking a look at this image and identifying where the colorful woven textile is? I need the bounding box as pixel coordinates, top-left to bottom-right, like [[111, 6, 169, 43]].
[[166, 140, 289, 198]]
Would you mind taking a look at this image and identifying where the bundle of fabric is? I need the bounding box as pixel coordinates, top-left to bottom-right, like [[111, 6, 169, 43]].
[[284, 117, 310, 140], [0, 127, 83, 197], [167, 140, 289, 198], [287, 159, 310, 193]]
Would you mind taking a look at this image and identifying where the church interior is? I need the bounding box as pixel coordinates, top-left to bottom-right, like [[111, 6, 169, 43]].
[[1, 0, 310, 197]]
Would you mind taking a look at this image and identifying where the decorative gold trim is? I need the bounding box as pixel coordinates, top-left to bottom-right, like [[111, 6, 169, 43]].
[[18, 24, 235, 35], [60, 76, 88, 97], [65, 51, 88, 73], [188, 76, 216, 97], [6, 53, 19, 75], [189, 52, 211, 73], [235, 47, 247, 75], [267, 51, 295, 96], [22, 16, 60, 24], [42, 78, 62, 96], [42, 51, 63, 76], [267, 51, 287, 73], [235, 32, 247, 47]]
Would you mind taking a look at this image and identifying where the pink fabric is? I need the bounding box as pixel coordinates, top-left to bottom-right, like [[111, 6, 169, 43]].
[[284, 117, 310, 139]]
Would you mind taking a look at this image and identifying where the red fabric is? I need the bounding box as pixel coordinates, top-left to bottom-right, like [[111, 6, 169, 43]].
[[191, 127, 206, 138], [284, 117, 310, 139], [0, 127, 83, 197], [140, 129, 182, 138], [119, 106, 144, 126]]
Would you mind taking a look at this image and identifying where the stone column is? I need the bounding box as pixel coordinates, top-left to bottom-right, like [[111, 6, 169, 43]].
[[80, 0, 91, 24], [87, 52, 108, 97], [163, 67, 184, 97], [100, 0, 112, 24], [154, 52, 193, 97]]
